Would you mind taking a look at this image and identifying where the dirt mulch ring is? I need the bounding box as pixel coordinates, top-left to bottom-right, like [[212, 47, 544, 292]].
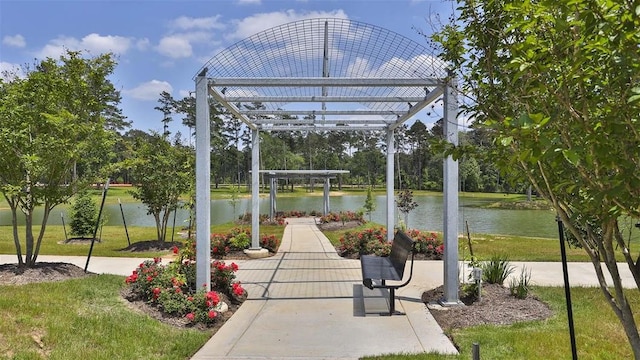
[[118, 240, 183, 252], [0, 262, 95, 286], [422, 283, 553, 332]]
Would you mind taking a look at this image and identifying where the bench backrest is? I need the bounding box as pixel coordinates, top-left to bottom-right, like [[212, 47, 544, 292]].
[[389, 230, 415, 278]]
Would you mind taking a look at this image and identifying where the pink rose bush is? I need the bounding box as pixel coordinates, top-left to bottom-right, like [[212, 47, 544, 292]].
[[338, 228, 444, 260], [206, 228, 282, 258], [125, 246, 247, 326]]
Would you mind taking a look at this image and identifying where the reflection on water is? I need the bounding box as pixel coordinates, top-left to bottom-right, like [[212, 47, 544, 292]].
[[0, 194, 559, 238]]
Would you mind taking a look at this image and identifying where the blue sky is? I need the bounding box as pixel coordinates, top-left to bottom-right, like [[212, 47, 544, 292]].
[[0, 0, 455, 136]]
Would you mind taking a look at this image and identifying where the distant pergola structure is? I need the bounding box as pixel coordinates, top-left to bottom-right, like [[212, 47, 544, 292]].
[[194, 18, 460, 305], [260, 170, 350, 220]]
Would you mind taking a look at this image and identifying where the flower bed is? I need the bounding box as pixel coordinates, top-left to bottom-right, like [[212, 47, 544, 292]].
[[337, 227, 444, 260], [123, 246, 247, 327], [318, 211, 365, 224], [208, 227, 282, 258]]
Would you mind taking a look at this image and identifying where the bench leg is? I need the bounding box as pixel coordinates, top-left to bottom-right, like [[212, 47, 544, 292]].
[[386, 288, 405, 316]]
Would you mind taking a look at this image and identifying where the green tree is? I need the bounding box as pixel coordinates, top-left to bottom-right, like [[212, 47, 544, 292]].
[[69, 191, 98, 238], [433, 0, 640, 354], [396, 189, 418, 230], [0, 51, 117, 267], [129, 134, 194, 242], [362, 186, 377, 221]]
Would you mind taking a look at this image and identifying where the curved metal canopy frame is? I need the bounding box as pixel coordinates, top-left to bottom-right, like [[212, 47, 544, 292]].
[[194, 18, 460, 305]]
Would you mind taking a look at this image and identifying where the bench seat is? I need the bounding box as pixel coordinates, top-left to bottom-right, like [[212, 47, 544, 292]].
[[360, 230, 416, 316]]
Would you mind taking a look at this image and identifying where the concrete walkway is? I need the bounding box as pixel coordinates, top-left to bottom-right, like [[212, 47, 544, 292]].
[[1, 217, 637, 359], [190, 217, 457, 359]]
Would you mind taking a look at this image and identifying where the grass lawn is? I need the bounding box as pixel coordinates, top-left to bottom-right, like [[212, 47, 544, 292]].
[[363, 286, 640, 360], [1, 191, 638, 359], [0, 275, 211, 359], [0, 223, 285, 258], [2, 277, 637, 359]]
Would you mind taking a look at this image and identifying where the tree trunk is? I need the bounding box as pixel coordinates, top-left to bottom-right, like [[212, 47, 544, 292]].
[[9, 203, 23, 266], [32, 206, 52, 265], [602, 224, 640, 359], [161, 208, 172, 243], [25, 211, 35, 266], [154, 212, 163, 242]]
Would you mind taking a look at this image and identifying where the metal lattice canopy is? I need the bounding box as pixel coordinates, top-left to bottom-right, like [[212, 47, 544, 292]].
[[193, 18, 461, 306], [194, 18, 449, 132]]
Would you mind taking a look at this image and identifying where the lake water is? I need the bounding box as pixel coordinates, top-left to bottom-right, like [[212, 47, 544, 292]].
[[0, 194, 560, 239]]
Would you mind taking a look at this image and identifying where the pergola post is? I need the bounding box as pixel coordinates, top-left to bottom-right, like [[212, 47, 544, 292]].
[[269, 175, 276, 222], [386, 128, 395, 241], [323, 177, 330, 216], [251, 128, 260, 249], [442, 71, 460, 305], [195, 70, 211, 291]]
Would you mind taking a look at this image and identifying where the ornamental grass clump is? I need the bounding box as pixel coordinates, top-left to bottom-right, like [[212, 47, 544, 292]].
[[124, 246, 246, 326], [510, 266, 532, 299], [481, 254, 515, 285]]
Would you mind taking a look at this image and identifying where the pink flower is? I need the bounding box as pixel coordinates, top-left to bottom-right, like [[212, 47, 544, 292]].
[[206, 291, 220, 306], [186, 313, 195, 321], [208, 310, 217, 319], [125, 273, 138, 284], [232, 282, 245, 296], [231, 262, 239, 272]]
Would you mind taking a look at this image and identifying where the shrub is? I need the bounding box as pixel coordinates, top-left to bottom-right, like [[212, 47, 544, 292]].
[[124, 250, 246, 326], [481, 254, 515, 285], [211, 233, 230, 258], [69, 191, 97, 237], [228, 228, 251, 250], [461, 281, 480, 302], [338, 227, 389, 257], [509, 266, 532, 299], [208, 228, 281, 256], [319, 211, 364, 224], [406, 229, 444, 259], [260, 234, 281, 253]]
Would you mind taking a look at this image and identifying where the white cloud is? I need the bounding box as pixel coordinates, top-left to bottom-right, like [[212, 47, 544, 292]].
[[36, 33, 133, 59], [124, 80, 173, 101], [228, 9, 348, 41], [82, 33, 132, 54], [3, 34, 26, 48], [171, 15, 225, 30], [156, 15, 223, 59], [237, 0, 261, 4], [156, 35, 193, 58], [136, 38, 151, 51]]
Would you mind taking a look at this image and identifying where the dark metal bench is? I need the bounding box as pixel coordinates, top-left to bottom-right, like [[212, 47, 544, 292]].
[[360, 230, 416, 316]]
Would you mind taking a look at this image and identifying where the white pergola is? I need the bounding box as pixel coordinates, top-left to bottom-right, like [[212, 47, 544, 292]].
[[194, 18, 460, 305]]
